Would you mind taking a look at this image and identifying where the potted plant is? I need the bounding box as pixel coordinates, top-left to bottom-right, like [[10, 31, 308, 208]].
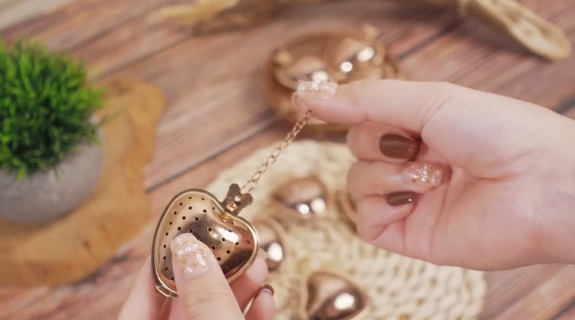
[[0, 38, 106, 224]]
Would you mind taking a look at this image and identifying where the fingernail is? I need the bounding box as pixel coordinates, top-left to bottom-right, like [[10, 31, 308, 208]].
[[386, 192, 415, 206], [379, 133, 419, 160], [292, 79, 338, 109], [256, 284, 275, 298], [402, 163, 443, 187], [170, 233, 210, 279]]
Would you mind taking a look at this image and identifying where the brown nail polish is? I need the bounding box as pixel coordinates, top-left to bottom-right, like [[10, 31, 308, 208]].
[[386, 192, 415, 206], [379, 133, 418, 160]]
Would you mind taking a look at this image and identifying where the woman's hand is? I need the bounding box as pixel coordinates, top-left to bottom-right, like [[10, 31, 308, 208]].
[[117, 233, 275, 320], [294, 79, 575, 271]]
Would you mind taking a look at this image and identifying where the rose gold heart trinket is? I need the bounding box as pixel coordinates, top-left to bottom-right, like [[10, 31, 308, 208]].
[[301, 271, 371, 320], [253, 217, 286, 271], [152, 184, 259, 297], [261, 24, 404, 134], [272, 175, 331, 220]]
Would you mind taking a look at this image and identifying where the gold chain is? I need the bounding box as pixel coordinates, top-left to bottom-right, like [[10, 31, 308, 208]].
[[241, 110, 313, 194]]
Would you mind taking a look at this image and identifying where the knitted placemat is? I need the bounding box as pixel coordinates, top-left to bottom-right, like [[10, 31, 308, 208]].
[[206, 140, 487, 320]]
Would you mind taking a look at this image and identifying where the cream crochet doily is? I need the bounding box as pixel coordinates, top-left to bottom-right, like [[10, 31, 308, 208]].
[[206, 140, 487, 320]]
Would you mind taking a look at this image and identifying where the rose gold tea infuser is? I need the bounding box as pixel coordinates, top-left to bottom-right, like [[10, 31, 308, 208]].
[[152, 110, 312, 297]]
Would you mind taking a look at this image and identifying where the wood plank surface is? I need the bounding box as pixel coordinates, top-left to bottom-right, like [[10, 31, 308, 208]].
[[0, 0, 80, 31], [2, 0, 575, 319]]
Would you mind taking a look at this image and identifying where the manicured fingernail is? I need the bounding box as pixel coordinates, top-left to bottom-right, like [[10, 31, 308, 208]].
[[402, 163, 443, 187], [386, 192, 415, 206], [379, 133, 419, 160], [170, 233, 210, 279], [403, 163, 443, 187], [297, 79, 338, 98], [292, 79, 337, 109], [257, 284, 275, 297]]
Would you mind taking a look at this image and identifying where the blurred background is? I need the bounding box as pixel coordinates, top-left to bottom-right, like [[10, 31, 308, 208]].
[[1, 0, 575, 319]]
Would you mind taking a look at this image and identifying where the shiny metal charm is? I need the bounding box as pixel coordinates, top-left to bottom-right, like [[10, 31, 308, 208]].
[[152, 184, 259, 297], [272, 175, 330, 219], [261, 24, 404, 134], [323, 24, 387, 84], [253, 217, 286, 272], [300, 271, 371, 320]]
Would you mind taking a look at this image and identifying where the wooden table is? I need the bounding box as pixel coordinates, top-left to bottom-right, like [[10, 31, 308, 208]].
[[1, 0, 575, 319]]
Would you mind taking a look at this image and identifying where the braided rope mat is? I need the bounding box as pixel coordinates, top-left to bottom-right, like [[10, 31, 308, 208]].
[[206, 140, 487, 320]]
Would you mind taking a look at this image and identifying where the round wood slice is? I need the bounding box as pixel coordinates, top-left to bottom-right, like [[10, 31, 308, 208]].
[[0, 79, 166, 286]]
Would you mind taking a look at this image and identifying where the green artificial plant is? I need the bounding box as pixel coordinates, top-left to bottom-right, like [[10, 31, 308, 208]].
[[0, 38, 106, 179]]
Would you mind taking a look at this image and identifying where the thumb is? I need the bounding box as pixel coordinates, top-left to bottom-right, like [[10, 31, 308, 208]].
[[169, 233, 245, 320], [294, 78, 523, 133]]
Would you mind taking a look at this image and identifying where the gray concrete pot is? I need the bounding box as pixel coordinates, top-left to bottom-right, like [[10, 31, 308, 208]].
[[0, 130, 105, 224]]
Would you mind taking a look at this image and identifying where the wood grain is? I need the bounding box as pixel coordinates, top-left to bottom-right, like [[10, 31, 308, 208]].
[[1, 0, 575, 319], [0, 0, 80, 31], [480, 265, 575, 320], [402, 2, 575, 108], [0, 0, 173, 47], [0, 1, 448, 78]]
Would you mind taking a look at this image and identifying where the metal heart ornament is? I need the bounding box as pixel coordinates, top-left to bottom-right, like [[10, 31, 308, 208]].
[[272, 175, 331, 220], [253, 217, 286, 272], [152, 184, 259, 297], [300, 271, 371, 320]]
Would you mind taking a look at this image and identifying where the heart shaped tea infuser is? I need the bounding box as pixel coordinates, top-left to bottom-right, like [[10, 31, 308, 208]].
[[152, 111, 312, 297], [300, 271, 371, 320], [152, 184, 258, 297]]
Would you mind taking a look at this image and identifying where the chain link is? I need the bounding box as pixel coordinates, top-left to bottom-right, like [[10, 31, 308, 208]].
[[241, 110, 313, 194]]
